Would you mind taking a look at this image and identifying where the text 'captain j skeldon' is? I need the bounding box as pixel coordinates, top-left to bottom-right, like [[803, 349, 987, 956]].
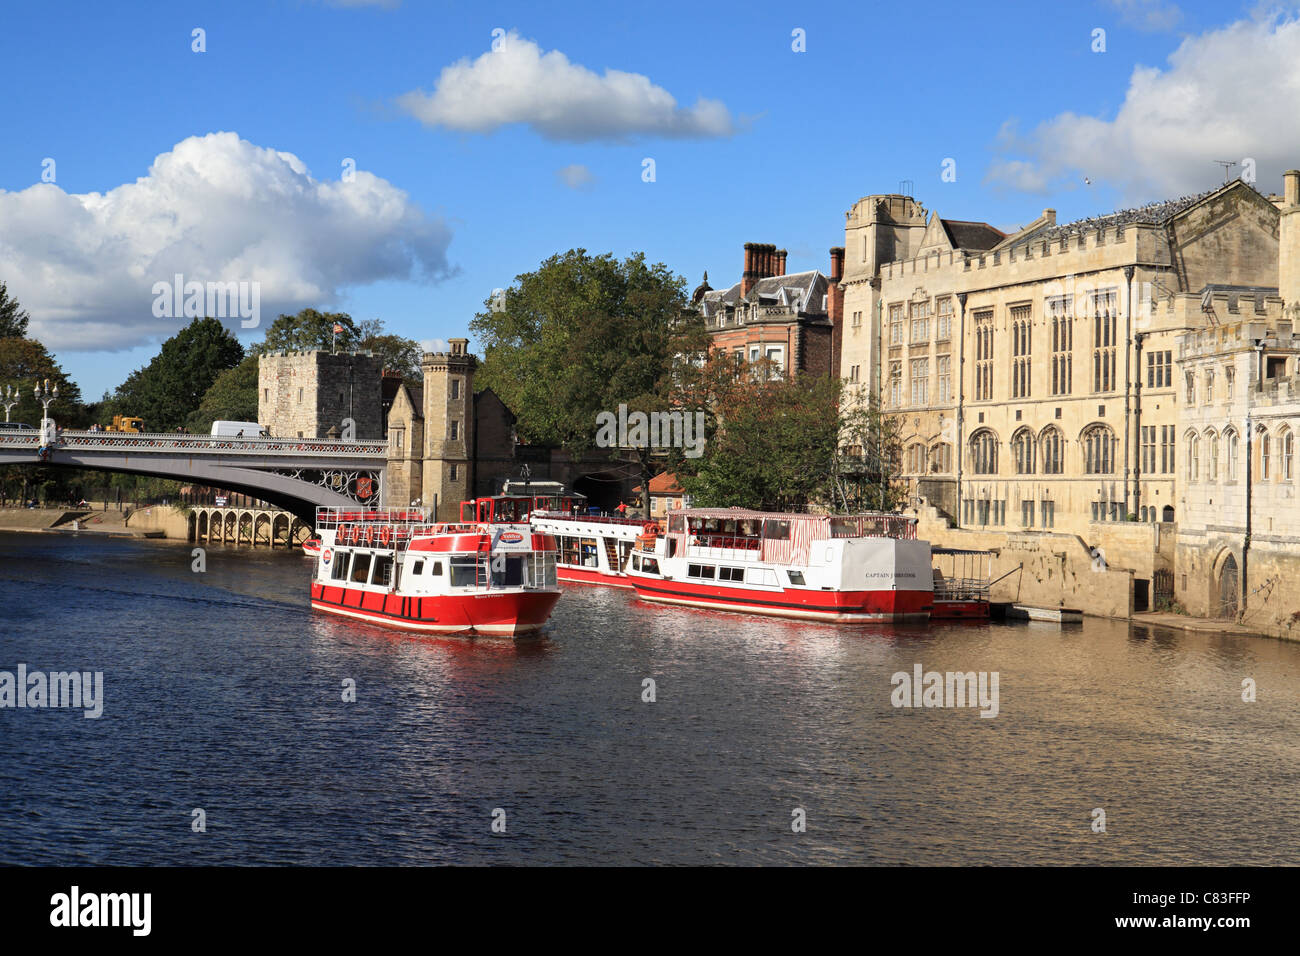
[[891, 663, 999, 718]]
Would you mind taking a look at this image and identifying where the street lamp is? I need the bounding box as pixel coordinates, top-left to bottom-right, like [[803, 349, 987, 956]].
[[33, 379, 59, 424], [1, 385, 20, 423]]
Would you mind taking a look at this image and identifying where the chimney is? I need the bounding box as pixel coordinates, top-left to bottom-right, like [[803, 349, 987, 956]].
[[1286, 170, 1300, 207], [829, 246, 845, 284], [1281, 171, 1300, 312], [775, 249, 787, 276], [742, 242, 758, 296]]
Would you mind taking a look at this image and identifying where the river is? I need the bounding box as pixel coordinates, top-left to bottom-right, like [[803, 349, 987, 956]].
[[2, 531, 1298, 865]]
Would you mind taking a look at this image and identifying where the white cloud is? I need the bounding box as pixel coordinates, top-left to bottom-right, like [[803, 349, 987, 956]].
[[0, 132, 451, 351], [556, 164, 596, 189], [1107, 0, 1183, 32], [986, 11, 1300, 201], [397, 30, 736, 142]]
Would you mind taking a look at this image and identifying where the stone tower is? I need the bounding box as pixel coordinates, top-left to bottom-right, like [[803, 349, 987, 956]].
[[1280, 169, 1300, 318], [420, 338, 475, 521], [258, 350, 383, 439]]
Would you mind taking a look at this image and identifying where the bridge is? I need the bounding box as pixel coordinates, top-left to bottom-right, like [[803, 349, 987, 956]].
[[0, 430, 389, 522]]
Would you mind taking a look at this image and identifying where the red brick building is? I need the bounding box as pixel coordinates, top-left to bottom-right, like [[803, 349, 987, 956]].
[[694, 242, 844, 379]]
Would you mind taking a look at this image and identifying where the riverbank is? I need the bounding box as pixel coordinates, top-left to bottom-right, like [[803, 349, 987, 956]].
[[0, 506, 167, 538]]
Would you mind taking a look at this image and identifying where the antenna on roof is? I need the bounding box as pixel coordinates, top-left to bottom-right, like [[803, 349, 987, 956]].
[[899, 179, 914, 198], [1214, 160, 1238, 183]]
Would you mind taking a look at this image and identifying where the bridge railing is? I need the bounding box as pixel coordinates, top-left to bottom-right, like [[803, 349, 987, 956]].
[[0, 430, 388, 456]]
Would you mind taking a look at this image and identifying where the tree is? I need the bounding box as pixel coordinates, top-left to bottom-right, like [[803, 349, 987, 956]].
[[472, 250, 704, 511], [357, 318, 422, 379], [673, 373, 905, 513], [185, 353, 260, 433], [111, 317, 243, 430], [253, 308, 359, 355], [0, 336, 85, 426], [0, 281, 30, 338]]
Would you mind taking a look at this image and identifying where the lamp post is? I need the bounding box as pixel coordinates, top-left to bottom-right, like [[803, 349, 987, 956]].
[[33, 379, 59, 425], [1, 385, 20, 423]]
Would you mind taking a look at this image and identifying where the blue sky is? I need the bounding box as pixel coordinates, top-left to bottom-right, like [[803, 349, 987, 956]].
[[2, 0, 1298, 399]]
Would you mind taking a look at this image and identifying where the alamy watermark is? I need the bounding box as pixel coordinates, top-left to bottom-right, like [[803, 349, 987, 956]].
[[1, 664, 103, 718], [151, 273, 260, 328], [595, 403, 706, 458], [890, 663, 999, 718]]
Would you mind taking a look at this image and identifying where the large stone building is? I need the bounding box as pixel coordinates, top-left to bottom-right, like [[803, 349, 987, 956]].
[[258, 350, 383, 439], [1173, 169, 1300, 632], [838, 178, 1282, 555], [695, 242, 842, 379]]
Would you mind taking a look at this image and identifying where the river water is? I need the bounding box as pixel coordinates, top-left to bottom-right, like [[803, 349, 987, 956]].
[[1, 531, 1298, 865]]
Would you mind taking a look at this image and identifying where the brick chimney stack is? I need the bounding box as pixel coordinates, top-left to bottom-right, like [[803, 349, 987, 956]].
[[829, 246, 845, 284], [775, 248, 787, 276], [742, 242, 758, 296]]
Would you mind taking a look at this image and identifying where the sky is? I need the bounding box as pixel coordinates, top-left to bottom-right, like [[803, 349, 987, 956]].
[[3, 0, 1300, 399]]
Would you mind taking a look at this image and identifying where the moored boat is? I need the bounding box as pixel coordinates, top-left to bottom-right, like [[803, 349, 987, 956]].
[[309, 506, 560, 636], [625, 508, 933, 623], [930, 548, 993, 620], [301, 537, 322, 557]]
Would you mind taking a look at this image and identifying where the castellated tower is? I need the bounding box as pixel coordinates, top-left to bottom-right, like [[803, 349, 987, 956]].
[[1280, 169, 1300, 317], [258, 350, 383, 439], [420, 338, 475, 521]]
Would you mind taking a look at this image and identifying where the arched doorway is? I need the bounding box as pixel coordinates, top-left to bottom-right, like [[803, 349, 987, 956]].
[[1161, 505, 1174, 522], [1217, 553, 1239, 620]]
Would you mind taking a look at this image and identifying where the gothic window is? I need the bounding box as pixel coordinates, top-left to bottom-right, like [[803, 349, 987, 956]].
[[1091, 290, 1118, 392], [970, 429, 999, 475], [1012, 427, 1035, 474], [1040, 426, 1064, 475], [1082, 424, 1116, 474], [1048, 295, 1073, 396], [1010, 304, 1032, 399], [974, 310, 995, 400]]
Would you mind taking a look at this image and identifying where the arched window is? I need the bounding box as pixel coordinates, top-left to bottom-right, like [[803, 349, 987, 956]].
[[1259, 427, 1271, 480], [1012, 428, 1035, 474], [970, 430, 998, 475], [1207, 430, 1219, 481], [1225, 429, 1238, 480], [929, 442, 953, 474], [1040, 426, 1064, 475], [1186, 433, 1199, 482], [1283, 429, 1294, 481], [1082, 424, 1116, 474], [907, 442, 926, 474]]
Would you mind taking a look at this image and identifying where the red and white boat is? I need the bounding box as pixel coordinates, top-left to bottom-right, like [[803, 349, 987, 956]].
[[527, 493, 657, 588], [301, 537, 322, 557], [309, 504, 560, 636], [624, 508, 933, 623]]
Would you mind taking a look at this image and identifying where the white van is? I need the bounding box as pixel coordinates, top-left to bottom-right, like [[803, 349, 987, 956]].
[[210, 420, 269, 438]]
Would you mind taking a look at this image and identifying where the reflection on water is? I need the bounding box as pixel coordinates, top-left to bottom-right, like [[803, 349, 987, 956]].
[[1, 531, 1298, 865]]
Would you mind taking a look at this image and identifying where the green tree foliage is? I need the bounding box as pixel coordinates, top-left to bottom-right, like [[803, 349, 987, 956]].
[[253, 308, 359, 355], [110, 317, 243, 431], [673, 372, 905, 513], [185, 353, 260, 433], [0, 281, 31, 338], [357, 318, 423, 378], [0, 336, 86, 426], [471, 250, 705, 508]]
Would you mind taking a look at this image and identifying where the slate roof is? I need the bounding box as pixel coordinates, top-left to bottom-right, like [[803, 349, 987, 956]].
[[939, 219, 1006, 251]]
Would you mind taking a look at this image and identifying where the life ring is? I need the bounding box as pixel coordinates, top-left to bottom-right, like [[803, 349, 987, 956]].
[[364, 526, 375, 546], [379, 526, 392, 547]]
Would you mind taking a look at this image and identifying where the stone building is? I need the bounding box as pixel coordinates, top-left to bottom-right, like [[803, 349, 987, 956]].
[[1173, 169, 1300, 633], [258, 350, 383, 439], [838, 178, 1282, 557], [694, 242, 842, 379]]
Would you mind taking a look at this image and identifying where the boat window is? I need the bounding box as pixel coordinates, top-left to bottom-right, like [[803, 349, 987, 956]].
[[559, 535, 581, 566], [668, 514, 685, 534], [687, 564, 716, 579], [330, 551, 350, 581], [410, 559, 425, 576], [491, 555, 525, 587], [373, 555, 394, 587], [787, 570, 805, 586], [449, 556, 479, 588], [580, 538, 599, 568], [430, 561, 443, 575], [641, 558, 659, 575], [632, 555, 641, 571], [746, 567, 778, 586], [350, 553, 372, 584], [762, 519, 791, 540], [718, 567, 744, 582]]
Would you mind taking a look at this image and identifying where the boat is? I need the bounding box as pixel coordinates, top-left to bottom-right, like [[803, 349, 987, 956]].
[[301, 537, 322, 557], [624, 508, 934, 623], [930, 548, 993, 620], [309, 505, 561, 636], [527, 492, 656, 588]]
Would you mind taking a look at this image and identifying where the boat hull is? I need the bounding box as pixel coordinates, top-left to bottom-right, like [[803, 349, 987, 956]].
[[629, 577, 931, 623], [310, 582, 560, 636], [556, 565, 634, 588]]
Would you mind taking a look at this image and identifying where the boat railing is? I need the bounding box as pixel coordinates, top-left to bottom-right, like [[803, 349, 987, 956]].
[[933, 577, 991, 601], [685, 540, 762, 561], [316, 506, 431, 528], [531, 510, 654, 529]]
